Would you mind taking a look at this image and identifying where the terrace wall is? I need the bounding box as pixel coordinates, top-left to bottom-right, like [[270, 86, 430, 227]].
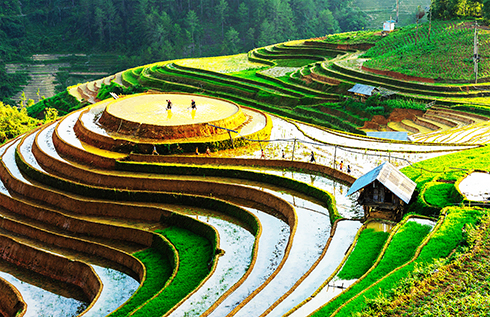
[[362, 65, 435, 83], [303, 41, 375, 51], [0, 234, 100, 302], [0, 278, 25, 317], [126, 155, 356, 185]]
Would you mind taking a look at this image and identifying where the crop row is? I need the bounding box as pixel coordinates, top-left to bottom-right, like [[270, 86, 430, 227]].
[[312, 219, 433, 316], [362, 21, 490, 82], [130, 227, 213, 316], [337, 228, 390, 280], [115, 63, 367, 134], [335, 207, 484, 316], [115, 160, 340, 223], [108, 237, 175, 317]]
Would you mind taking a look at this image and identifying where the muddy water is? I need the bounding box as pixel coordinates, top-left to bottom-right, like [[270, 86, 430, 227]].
[[84, 265, 139, 316], [0, 259, 88, 317], [245, 115, 472, 177], [57, 111, 127, 159], [79, 101, 112, 137], [106, 94, 239, 126], [459, 172, 490, 201], [408, 217, 436, 228], [232, 186, 331, 317], [242, 168, 363, 219], [365, 221, 395, 232], [289, 278, 357, 317], [167, 210, 254, 317], [207, 206, 289, 317], [294, 119, 473, 153], [269, 220, 362, 317]]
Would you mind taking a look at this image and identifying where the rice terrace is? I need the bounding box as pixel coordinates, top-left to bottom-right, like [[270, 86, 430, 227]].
[[3, 9, 490, 317]]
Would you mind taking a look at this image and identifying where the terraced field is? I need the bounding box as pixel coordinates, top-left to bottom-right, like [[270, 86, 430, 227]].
[[10, 29, 490, 316], [1, 89, 480, 316]]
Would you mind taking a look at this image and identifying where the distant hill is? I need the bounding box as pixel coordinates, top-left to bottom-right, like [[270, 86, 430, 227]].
[[355, 0, 431, 29]]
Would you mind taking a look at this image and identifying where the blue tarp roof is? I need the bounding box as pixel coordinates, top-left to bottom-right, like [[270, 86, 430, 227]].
[[348, 84, 377, 96], [346, 162, 416, 204], [366, 131, 410, 141]]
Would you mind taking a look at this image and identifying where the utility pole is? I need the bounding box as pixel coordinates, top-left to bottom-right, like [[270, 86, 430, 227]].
[[427, 1, 432, 42], [396, 0, 399, 23], [474, 21, 479, 84]]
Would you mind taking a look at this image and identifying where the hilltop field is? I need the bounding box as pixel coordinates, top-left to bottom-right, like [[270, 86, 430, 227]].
[[0, 18, 489, 316]]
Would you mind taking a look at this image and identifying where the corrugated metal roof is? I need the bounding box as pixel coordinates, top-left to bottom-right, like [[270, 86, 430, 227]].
[[348, 84, 377, 96], [366, 131, 409, 141], [346, 162, 416, 204]]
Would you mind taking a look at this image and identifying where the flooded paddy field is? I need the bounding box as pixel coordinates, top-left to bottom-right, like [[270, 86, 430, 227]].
[[0, 87, 471, 317]]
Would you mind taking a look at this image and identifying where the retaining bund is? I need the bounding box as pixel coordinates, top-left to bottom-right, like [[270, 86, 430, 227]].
[[310, 72, 341, 85], [0, 277, 25, 317], [72, 105, 271, 154], [0, 234, 100, 302], [0, 157, 157, 248], [127, 155, 356, 185], [53, 120, 116, 169], [414, 117, 440, 131], [433, 107, 490, 121], [399, 122, 419, 133], [427, 110, 475, 125], [361, 65, 435, 84], [0, 153, 163, 225], [423, 114, 458, 127], [0, 196, 145, 282], [22, 159, 297, 229], [260, 219, 345, 317], [27, 142, 298, 229], [303, 41, 375, 51], [98, 103, 247, 140]]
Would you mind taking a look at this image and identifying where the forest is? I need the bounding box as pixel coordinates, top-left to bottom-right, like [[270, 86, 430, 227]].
[[432, 0, 490, 20], [0, 0, 369, 102]]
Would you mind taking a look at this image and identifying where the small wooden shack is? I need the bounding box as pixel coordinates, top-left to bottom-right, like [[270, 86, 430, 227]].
[[346, 162, 416, 221], [383, 20, 396, 32], [348, 84, 378, 102], [347, 84, 397, 102]]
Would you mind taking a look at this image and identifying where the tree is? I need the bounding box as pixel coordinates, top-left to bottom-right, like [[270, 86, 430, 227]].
[[186, 10, 199, 44], [0, 102, 40, 144], [94, 6, 105, 43], [483, 0, 490, 22], [237, 2, 250, 34], [257, 20, 276, 47], [246, 27, 256, 48], [222, 27, 240, 54], [215, 0, 230, 38], [318, 9, 339, 35]]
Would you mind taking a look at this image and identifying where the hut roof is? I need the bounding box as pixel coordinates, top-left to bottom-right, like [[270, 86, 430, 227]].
[[348, 84, 377, 96], [348, 84, 397, 98], [346, 162, 416, 204]]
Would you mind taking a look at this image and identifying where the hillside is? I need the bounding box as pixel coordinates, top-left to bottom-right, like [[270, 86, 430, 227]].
[[0, 18, 490, 317], [0, 0, 368, 104], [354, 0, 431, 29]]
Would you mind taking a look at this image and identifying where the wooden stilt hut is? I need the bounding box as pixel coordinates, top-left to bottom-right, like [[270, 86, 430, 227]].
[[346, 162, 416, 221]]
